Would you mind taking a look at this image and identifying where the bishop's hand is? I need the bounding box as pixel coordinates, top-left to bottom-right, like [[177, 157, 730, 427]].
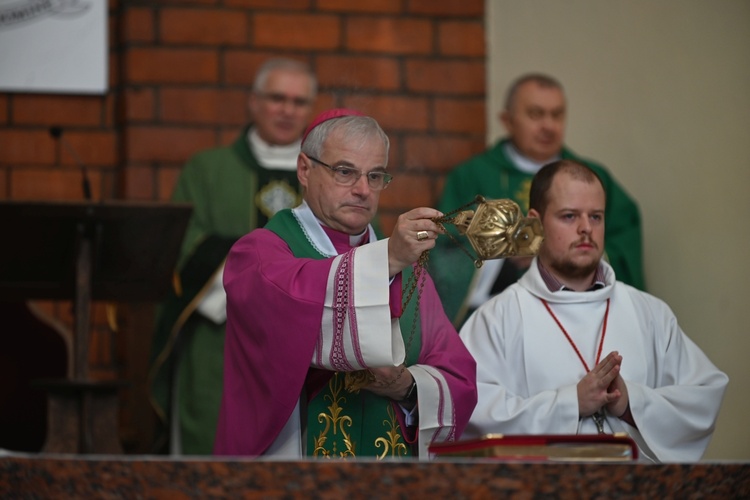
[[362, 365, 414, 402], [387, 207, 444, 277]]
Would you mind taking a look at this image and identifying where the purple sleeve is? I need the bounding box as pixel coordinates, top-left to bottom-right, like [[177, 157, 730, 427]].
[[417, 272, 478, 441], [214, 229, 332, 456]]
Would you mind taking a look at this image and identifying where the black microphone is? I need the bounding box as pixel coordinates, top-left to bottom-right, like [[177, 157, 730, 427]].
[[49, 126, 92, 201]]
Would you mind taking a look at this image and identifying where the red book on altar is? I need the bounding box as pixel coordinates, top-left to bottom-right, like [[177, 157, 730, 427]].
[[429, 434, 638, 462]]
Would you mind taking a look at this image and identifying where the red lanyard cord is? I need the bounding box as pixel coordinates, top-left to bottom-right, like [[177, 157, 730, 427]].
[[541, 298, 610, 372]]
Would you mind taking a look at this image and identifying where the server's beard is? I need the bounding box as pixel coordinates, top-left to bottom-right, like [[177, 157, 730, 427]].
[[548, 257, 600, 281]]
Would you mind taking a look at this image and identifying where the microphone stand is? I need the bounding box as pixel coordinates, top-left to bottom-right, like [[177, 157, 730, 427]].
[[49, 126, 92, 201]]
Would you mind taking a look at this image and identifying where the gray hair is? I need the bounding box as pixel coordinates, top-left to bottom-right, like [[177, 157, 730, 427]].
[[301, 115, 390, 162], [504, 73, 563, 112], [252, 58, 318, 97]]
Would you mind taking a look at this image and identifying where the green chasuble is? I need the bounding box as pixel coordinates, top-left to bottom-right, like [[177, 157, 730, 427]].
[[149, 126, 301, 454], [265, 210, 422, 459], [432, 138, 644, 327]]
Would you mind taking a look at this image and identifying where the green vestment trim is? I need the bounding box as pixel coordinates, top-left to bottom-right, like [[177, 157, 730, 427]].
[[266, 209, 422, 458]]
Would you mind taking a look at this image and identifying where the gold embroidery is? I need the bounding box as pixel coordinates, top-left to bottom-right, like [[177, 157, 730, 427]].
[[344, 370, 376, 392], [255, 180, 300, 218], [312, 374, 356, 458], [374, 404, 409, 459], [515, 178, 532, 212], [312, 374, 410, 459]]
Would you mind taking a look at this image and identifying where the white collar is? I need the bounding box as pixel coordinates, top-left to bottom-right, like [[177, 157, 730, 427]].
[[518, 257, 616, 304], [504, 141, 560, 174], [291, 200, 377, 257], [248, 127, 301, 171]]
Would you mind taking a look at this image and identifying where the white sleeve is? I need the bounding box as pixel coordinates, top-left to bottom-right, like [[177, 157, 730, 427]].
[[196, 263, 227, 324], [459, 293, 581, 439], [312, 239, 405, 370], [616, 295, 728, 462]]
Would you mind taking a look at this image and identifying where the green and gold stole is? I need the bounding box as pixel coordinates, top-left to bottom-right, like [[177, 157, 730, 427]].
[[266, 209, 422, 459]]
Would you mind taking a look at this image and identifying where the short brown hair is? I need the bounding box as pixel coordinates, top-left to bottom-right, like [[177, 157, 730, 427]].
[[529, 160, 604, 216]]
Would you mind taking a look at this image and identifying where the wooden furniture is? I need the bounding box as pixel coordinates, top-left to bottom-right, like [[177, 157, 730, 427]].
[[0, 201, 191, 454]]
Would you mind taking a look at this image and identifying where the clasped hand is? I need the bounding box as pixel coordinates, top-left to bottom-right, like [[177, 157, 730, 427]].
[[577, 351, 630, 418]]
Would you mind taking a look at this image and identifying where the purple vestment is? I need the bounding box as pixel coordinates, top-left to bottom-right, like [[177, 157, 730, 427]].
[[214, 223, 477, 458]]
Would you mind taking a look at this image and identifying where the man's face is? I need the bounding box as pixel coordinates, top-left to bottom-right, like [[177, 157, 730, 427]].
[[298, 129, 387, 235], [501, 81, 566, 162], [249, 69, 315, 145], [530, 173, 605, 284]]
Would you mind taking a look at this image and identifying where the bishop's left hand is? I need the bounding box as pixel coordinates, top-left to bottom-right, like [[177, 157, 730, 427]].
[[362, 365, 414, 401]]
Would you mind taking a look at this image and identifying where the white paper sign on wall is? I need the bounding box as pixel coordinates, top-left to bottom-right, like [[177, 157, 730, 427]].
[[0, 0, 107, 94]]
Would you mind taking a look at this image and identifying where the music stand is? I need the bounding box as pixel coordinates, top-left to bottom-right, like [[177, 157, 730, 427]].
[[0, 200, 192, 453]]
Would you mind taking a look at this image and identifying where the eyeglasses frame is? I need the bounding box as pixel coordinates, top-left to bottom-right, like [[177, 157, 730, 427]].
[[306, 154, 393, 190]]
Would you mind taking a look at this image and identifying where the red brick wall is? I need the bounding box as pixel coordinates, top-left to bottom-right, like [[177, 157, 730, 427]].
[[0, 0, 486, 452]]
